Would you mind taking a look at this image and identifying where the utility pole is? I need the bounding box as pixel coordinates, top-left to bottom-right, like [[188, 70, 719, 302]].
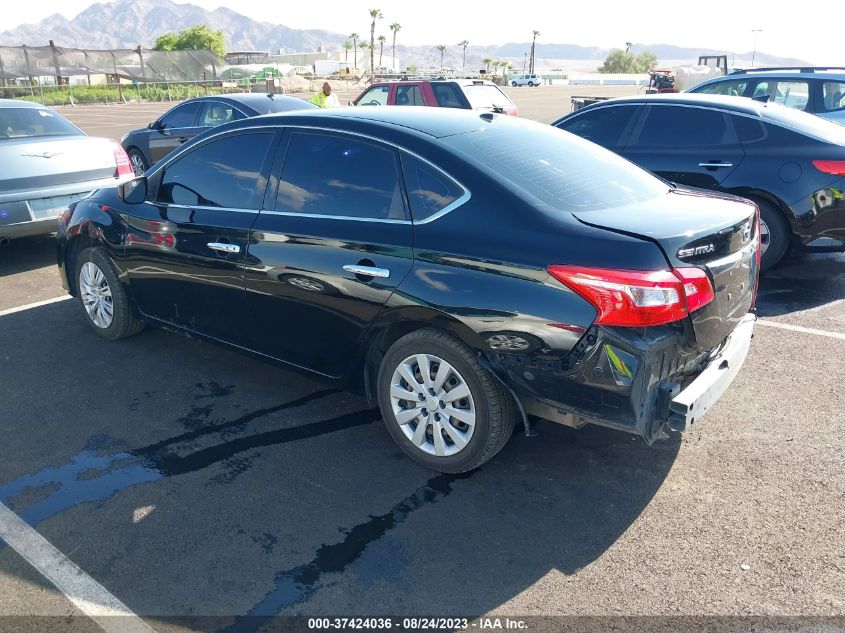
[[751, 29, 763, 68]]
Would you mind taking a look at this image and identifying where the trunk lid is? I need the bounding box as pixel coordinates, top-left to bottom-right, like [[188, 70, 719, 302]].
[[572, 187, 759, 351], [0, 136, 118, 195]]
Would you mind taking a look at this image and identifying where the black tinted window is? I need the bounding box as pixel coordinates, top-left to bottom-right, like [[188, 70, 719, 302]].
[[433, 83, 463, 108], [732, 115, 768, 144], [401, 154, 464, 221], [396, 85, 425, 106], [158, 132, 273, 209], [635, 105, 729, 147], [557, 105, 637, 148], [276, 132, 406, 220], [160, 103, 201, 128]]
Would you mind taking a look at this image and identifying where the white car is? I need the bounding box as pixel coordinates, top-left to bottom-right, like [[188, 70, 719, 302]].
[[511, 74, 542, 87]]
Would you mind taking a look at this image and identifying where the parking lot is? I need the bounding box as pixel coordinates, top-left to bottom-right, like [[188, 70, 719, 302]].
[[1, 86, 844, 631]]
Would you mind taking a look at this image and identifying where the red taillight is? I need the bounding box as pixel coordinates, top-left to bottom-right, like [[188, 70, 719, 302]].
[[547, 265, 714, 327], [110, 140, 132, 178], [812, 160, 845, 176]]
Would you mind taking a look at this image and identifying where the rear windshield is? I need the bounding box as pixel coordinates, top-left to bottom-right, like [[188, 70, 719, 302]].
[[761, 102, 845, 144], [445, 121, 669, 211], [0, 107, 82, 140], [462, 85, 514, 109]]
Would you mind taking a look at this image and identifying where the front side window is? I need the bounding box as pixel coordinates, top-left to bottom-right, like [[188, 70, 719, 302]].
[[634, 105, 729, 147], [275, 132, 406, 220], [159, 102, 201, 129], [556, 105, 638, 149], [401, 154, 464, 221], [158, 132, 273, 209], [395, 85, 424, 106], [694, 80, 749, 97], [358, 86, 389, 106], [822, 81, 845, 112]]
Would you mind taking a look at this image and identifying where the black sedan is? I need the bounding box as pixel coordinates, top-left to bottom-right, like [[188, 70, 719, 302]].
[[120, 93, 316, 175], [554, 93, 845, 270], [58, 107, 758, 473]]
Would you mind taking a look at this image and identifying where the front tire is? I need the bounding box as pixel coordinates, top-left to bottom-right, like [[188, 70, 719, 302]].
[[528, 81, 534, 87], [127, 148, 148, 176], [377, 329, 517, 473], [511, 81, 518, 87], [76, 247, 144, 340]]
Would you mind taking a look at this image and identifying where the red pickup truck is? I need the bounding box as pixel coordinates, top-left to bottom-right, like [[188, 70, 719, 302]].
[[351, 79, 519, 116]]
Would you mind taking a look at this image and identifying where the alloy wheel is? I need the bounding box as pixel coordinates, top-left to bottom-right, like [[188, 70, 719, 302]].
[[389, 354, 476, 457], [79, 262, 114, 329], [759, 218, 771, 255], [129, 152, 146, 176]]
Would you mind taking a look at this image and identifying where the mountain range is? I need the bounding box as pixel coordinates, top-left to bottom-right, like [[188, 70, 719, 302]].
[[1, 0, 810, 70]]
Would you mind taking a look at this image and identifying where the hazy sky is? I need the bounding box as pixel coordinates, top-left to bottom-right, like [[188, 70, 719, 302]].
[[6, 0, 845, 64]]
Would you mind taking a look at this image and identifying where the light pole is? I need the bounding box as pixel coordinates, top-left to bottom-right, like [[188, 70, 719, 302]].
[[751, 29, 763, 67], [523, 52, 527, 73]]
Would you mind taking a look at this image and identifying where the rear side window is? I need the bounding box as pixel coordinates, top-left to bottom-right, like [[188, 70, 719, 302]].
[[0, 107, 81, 139], [752, 80, 810, 110], [395, 85, 425, 106], [158, 132, 273, 209], [446, 121, 667, 211], [433, 83, 464, 108], [633, 105, 729, 147], [276, 132, 407, 220], [693, 79, 749, 97], [401, 154, 465, 221], [556, 105, 638, 149], [462, 84, 513, 109], [159, 102, 201, 129], [198, 102, 238, 127], [358, 86, 389, 106], [822, 81, 845, 112]]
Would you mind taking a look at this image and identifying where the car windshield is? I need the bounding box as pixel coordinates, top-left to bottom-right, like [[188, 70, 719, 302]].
[[0, 107, 82, 140], [445, 120, 669, 212], [462, 85, 514, 110], [761, 102, 845, 143], [248, 97, 316, 114]]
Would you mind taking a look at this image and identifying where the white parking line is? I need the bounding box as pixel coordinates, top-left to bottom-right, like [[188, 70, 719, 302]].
[[0, 295, 71, 317], [757, 319, 845, 341], [0, 502, 154, 633]]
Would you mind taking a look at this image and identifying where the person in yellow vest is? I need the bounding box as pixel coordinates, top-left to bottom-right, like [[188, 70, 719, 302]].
[[311, 82, 340, 108]]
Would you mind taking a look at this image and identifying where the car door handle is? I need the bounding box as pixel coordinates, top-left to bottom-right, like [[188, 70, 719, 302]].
[[699, 162, 733, 168], [343, 264, 390, 278], [207, 242, 240, 254]]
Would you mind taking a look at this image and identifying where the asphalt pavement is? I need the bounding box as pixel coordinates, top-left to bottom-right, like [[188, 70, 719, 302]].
[[0, 87, 843, 632]]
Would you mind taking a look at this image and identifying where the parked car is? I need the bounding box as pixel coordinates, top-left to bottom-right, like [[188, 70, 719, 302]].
[[554, 93, 845, 270], [511, 74, 543, 87], [120, 93, 316, 175], [687, 67, 845, 125], [0, 99, 133, 243], [351, 79, 519, 116], [58, 107, 758, 473]]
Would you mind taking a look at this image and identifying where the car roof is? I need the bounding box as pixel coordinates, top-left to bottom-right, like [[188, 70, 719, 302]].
[[0, 99, 45, 109], [576, 92, 774, 115], [184, 93, 307, 108], [226, 106, 509, 139], [369, 79, 498, 87]]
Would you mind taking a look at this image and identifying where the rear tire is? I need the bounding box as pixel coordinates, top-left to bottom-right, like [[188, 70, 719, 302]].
[[511, 81, 518, 87], [754, 198, 790, 272], [75, 247, 144, 340], [528, 81, 534, 87], [377, 329, 517, 473]]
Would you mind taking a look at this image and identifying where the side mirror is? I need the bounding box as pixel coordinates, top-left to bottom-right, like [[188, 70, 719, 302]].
[[147, 120, 161, 130], [118, 176, 148, 205]]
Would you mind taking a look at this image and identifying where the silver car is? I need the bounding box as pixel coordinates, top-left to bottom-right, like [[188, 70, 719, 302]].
[[0, 100, 134, 243]]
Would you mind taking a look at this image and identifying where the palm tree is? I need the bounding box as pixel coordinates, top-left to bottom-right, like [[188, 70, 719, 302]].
[[389, 23, 401, 72], [458, 40, 469, 72], [350, 32, 359, 69], [378, 35, 386, 69], [483, 57, 493, 74], [625, 41, 632, 54], [368, 9, 383, 74], [530, 30, 540, 74], [436, 45, 447, 71], [342, 41, 352, 63]]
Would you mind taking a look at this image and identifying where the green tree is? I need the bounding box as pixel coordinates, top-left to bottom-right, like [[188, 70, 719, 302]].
[[389, 22, 401, 72], [368, 9, 383, 74], [378, 35, 386, 68], [598, 49, 657, 73], [483, 57, 493, 74], [458, 40, 469, 72], [343, 41, 352, 63], [436, 45, 447, 71], [153, 24, 226, 58], [350, 33, 359, 69]]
